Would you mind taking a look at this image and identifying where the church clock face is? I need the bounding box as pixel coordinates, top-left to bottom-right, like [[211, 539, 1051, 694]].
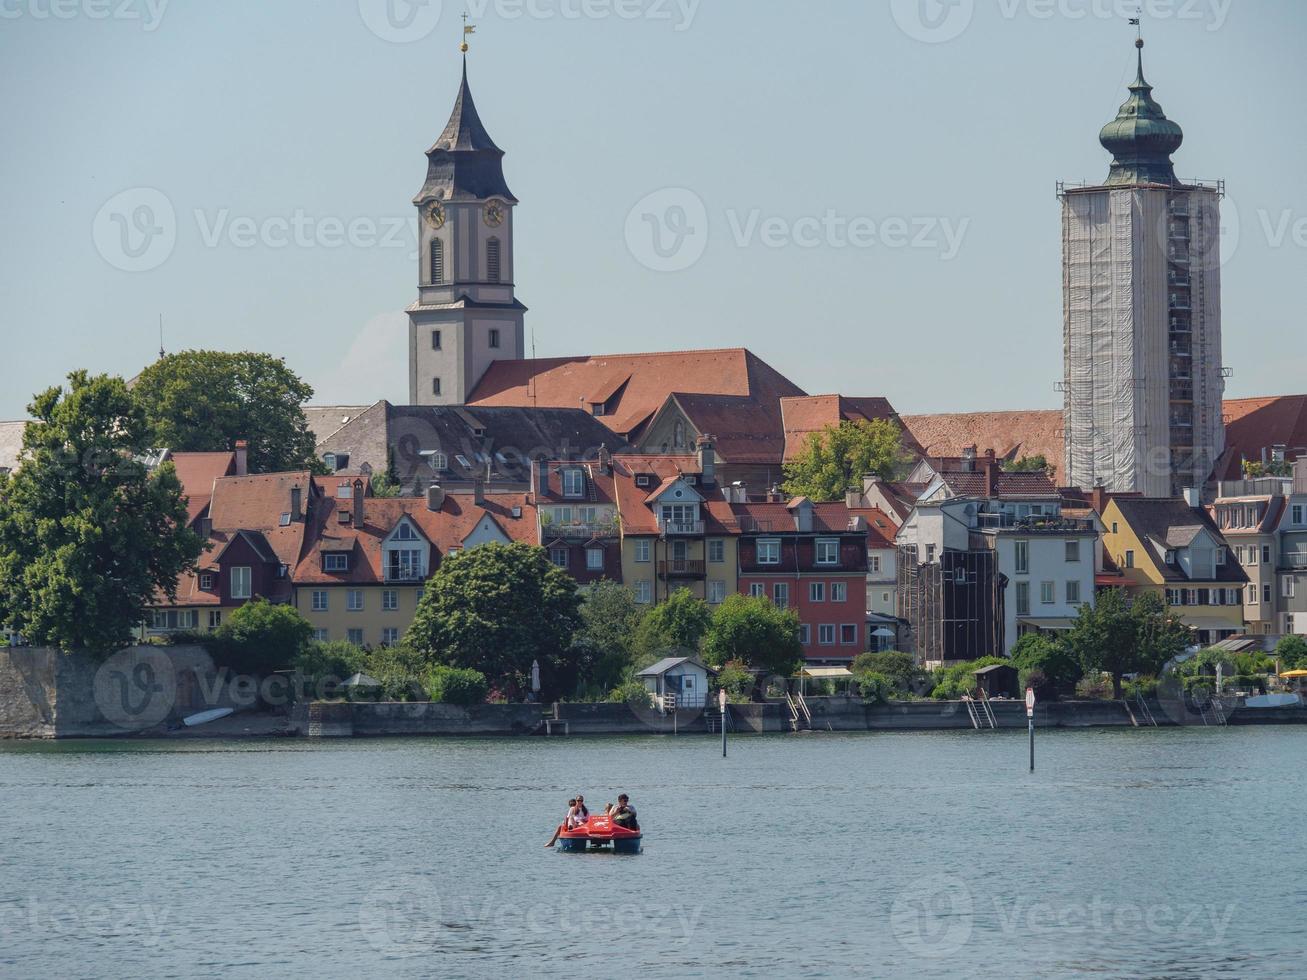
[[422, 200, 446, 230], [483, 200, 505, 227]]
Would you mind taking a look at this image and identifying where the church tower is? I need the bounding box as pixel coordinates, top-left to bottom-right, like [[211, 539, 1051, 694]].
[[408, 56, 525, 406], [1061, 39, 1226, 497]]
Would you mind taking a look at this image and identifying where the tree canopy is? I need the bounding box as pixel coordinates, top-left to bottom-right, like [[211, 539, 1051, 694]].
[[782, 419, 909, 502], [1003, 454, 1052, 475], [1009, 632, 1083, 700], [0, 372, 204, 654], [701, 593, 803, 677], [1275, 635, 1307, 669], [631, 587, 713, 667], [1063, 589, 1192, 698], [210, 598, 313, 674], [406, 542, 583, 697], [131, 350, 319, 473], [571, 580, 647, 694]]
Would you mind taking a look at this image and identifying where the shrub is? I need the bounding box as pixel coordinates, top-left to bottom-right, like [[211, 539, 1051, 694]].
[[854, 670, 892, 703], [1010, 634, 1083, 699], [851, 651, 918, 689], [1123, 675, 1159, 699], [366, 643, 431, 702], [930, 656, 1009, 700], [608, 680, 653, 708], [715, 661, 755, 703], [1275, 635, 1307, 669], [208, 599, 313, 675], [1076, 672, 1116, 700], [1020, 667, 1055, 703], [425, 665, 489, 706]]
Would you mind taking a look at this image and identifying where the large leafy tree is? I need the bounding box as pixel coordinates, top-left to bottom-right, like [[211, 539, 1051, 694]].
[[1064, 589, 1192, 698], [210, 598, 313, 674], [1275, 635, 1307, 669], [132, 350, 319, 473], [407, 543, 583, 697], [631, 587, 713, 667], [1009, 633, 1083, 700], [0, 372, 204, 654], [571, 580, 646, 694], [702, 593, 803, 677], [783, 419, 909, 502]]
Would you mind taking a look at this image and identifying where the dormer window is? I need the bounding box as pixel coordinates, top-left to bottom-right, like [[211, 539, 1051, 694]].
[[393, 522, 418, 542], [199, 573, 213, 591], [1164, 551, 1176, 565], [563, 469, 585, 498], [635, 474, 652, 488], [816, 539, 840, 566], [324, 553, 349, 572], [1216, 547, 1227, 566]]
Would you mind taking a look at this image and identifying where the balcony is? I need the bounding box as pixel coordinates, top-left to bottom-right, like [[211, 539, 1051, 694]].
[[542, 522, 620, 540], [658, 559, 706, 579], [1282, 554, 1307, 571], [385, 565, 427, 583], [974, 514, 1096, 535], [658, 519, 705, 536]]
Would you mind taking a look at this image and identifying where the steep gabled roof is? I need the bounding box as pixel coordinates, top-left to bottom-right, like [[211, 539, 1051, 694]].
[[467, 348, 806, 446], [903, 410, 1064, 479], [1110, 497, 1248, 584], [780, 395, 920, 463], [168, 451, 237, 524], [1217, 394, 1307, 480]]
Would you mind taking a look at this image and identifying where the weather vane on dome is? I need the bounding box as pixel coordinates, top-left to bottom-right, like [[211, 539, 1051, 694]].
[[461, 12, 476, 53], [1130, 5, 1143, 46]]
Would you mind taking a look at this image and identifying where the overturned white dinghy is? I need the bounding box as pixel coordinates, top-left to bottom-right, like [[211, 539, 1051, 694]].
[[183, 707, 235, 727]]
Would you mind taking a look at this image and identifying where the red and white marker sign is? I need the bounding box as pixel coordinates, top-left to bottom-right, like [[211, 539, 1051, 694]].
[[1025, 687, 1036, 718], [719, 689, 727, 711]]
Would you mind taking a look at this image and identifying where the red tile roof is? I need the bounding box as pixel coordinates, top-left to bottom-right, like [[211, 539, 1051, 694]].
[[903, 410, 1064, 479], [295, 492, 536, 585], [1217, 394, 1307, 480], [168, 451, 237, 524], [780, 395, 919, 463], [467, 348, 806, 445]]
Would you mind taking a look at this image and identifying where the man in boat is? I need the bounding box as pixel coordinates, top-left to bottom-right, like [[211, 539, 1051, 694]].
[[610, 794, 639, 832]]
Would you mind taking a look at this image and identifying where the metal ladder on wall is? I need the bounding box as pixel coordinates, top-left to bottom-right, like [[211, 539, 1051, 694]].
[[795, 692, 815, 730], [962, 695, 981, 730], [1135, 695, 1159, 727], [977, 691, 997, 729], [1208, 696, 1227, 726]]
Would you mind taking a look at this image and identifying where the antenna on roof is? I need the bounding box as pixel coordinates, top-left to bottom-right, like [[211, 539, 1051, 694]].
[[158, 313, 165, 360], [530, 326, 538, 412]]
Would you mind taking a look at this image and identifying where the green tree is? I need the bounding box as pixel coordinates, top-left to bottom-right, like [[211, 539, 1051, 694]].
[[631, 587, 713, 666], [407, 542, 583, 697], [425, 665, 489, 705], [1003, 454, 1051, 475], [783, 419, 909, 502], [1275, 635, 1307, 669], [0, 372, 204, 654], [851, 650, 919, 692], [211, 598, 313, 674], [701, 593, 804, 677], [1009, 633, 1083, 699], [1064, 589, 1192, 698], [572, 580, 646, 694], [132, 351, 319, 473]]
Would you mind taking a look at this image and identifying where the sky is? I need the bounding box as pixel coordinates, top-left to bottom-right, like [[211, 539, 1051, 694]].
[[1, 0, 1304, 422]]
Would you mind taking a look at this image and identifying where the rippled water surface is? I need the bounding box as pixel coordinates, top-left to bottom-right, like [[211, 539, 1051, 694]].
[[2, 727, 1305, 979]]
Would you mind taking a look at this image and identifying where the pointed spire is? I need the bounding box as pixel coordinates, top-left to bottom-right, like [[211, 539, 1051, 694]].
[[413, 59, 517, 205], [1098, 38, 1184, 187]]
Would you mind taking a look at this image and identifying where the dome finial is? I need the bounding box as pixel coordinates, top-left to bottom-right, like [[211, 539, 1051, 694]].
[[460, 11, 474, 53], [1098, 31, 1183, 187]]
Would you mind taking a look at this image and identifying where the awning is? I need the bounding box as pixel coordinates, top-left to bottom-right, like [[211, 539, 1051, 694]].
[[801, 667, 853, 679], [1018, 617, 1076, 631]]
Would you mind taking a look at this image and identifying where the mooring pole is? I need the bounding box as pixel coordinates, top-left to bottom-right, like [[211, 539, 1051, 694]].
[[719, 688, 727, 758], [1026, 686, 1036, 772]]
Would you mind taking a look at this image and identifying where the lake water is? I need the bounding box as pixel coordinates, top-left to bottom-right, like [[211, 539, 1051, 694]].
[[2, 727, 1305, 979]]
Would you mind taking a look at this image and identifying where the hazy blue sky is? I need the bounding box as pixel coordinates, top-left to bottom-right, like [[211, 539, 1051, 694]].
[[2, 0, 1303, 422]]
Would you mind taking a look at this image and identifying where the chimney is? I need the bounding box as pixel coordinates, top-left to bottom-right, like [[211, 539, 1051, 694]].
[[289, 485, 302, 522], [427, 483, 446, 512], [981, 452, 999, 498], [234, 440, 248, 476], [962, 445, 977, 472], [353, 478, 365, 527], [1090, 486, 1109, 515], [696, 434, 716, 486], [1183, 487, 1202, 509], [474, 481, 486, 507], [845, 489, 862, 509]]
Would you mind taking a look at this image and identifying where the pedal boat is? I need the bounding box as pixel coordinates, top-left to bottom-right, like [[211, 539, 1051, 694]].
[[556, 814, 642, 854]]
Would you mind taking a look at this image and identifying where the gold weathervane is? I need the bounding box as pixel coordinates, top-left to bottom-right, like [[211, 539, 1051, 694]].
[[461, 13, 475, 53]]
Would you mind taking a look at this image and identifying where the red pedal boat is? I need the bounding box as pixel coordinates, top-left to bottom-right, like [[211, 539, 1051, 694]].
[[556, 814, 642, 854]]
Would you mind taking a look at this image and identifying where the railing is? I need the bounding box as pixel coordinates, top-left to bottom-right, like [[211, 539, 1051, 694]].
[[385, 566, 427, 583], [658, 559, 706, 578], [658, 520, 705, 536], [542, 522, 619, 539], [974, 514, 1096, 533], [1282, 554, 1307, 570]]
